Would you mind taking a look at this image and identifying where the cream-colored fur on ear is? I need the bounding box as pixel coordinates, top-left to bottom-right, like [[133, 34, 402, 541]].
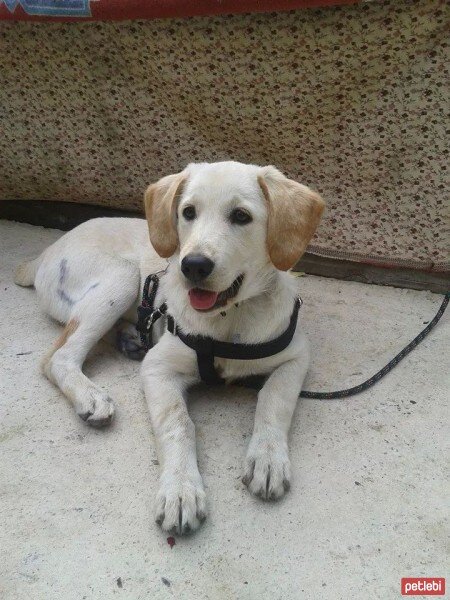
[[258, 166, 325, 271], [144, 172, 186, 258]]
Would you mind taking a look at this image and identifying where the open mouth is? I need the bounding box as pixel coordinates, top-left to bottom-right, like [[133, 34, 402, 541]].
[[188, 274, 244, 311]]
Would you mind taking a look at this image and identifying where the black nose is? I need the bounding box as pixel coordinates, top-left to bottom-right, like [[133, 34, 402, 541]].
[[181, 254, 215, 283]]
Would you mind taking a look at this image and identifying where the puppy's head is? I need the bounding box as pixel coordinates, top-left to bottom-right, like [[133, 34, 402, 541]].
[[144, 162, 324, 314]]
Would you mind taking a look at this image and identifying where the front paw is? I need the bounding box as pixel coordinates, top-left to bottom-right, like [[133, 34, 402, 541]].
[[243, 432, 291, 500], [155, 469, 207, 535]]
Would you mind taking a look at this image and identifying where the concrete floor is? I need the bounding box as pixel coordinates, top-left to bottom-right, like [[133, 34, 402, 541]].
[[0, 220, 448, 600]]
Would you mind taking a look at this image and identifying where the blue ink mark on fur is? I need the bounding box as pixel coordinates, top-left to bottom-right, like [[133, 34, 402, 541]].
[[57, 259, 73, 305], [79, 282, 99, 301], [57, 288, 75, 307], [56, 258, 99, 306], [59, 258, 68, 286]]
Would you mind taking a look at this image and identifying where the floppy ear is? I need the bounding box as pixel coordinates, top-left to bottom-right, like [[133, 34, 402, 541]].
[[258, 166, 325, 271], [144, 172, 186, 258]]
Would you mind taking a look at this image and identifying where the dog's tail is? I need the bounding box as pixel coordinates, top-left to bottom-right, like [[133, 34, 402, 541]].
[[14, 254, 43, 287]]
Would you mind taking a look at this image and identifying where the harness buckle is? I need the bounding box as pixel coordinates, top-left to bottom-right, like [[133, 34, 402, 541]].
[[148, 308, 162, 328]]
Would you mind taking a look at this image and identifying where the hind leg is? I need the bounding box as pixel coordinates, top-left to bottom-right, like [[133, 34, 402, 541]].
[[42, 263, 139, 427], [116, 321, 146, 361]]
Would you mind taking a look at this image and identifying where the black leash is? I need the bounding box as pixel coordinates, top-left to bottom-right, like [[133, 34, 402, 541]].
[[137, 273, 449, 400], [299, 291, 449, 399], [136, 273, 168, 350]]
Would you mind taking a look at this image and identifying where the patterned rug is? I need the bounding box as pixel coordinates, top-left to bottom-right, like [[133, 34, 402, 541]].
[[0, 0, 448, 271]]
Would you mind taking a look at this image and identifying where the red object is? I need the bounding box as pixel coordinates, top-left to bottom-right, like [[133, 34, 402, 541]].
[[189, 288, 219, 310], [167, 536, 176, 549], [401, 578, 445, 596], [0, 0, 359, 22]]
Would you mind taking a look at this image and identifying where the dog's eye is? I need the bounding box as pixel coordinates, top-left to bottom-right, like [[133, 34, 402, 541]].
[[230, 208, 252, 225], [182, 205, 196, 221]]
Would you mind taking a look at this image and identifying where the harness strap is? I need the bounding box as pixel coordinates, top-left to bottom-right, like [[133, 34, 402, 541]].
[[137, 273, 301, 384], [169, 293, 301, 384], [196, 341, 225, 385], [173, 298, 301, 360], [173, 299, 301, 385]]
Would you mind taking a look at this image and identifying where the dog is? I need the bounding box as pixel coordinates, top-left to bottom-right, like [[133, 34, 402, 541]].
[[15, 161, 324, 534]]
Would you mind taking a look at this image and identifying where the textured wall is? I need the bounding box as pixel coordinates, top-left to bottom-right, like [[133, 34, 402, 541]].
[[0, 0, 448, 270]]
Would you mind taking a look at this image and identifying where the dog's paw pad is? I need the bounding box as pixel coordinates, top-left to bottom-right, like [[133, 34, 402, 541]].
[[155, 474, 206, 535], [243, 436, 291, 501], [116, 328, 146, 361], [77, 388, 115, 427]]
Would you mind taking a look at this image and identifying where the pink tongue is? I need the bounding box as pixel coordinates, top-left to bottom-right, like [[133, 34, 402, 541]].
[[189, 288, 219, 310]]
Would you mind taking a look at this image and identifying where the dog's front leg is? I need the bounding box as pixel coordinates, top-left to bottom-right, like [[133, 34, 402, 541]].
[[243, 347, 309, 500], [141, 338, 205, 535]]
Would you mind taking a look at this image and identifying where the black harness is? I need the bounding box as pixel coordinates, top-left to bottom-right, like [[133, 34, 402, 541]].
[[136, 273, 450, 399], [136, 273, 301, 385]]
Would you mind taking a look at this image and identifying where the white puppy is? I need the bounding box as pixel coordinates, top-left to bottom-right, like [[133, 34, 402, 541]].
[[15, 161, 324, 534]]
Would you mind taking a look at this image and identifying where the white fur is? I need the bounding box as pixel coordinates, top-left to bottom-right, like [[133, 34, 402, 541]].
[[16, 161, 314, 534]]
